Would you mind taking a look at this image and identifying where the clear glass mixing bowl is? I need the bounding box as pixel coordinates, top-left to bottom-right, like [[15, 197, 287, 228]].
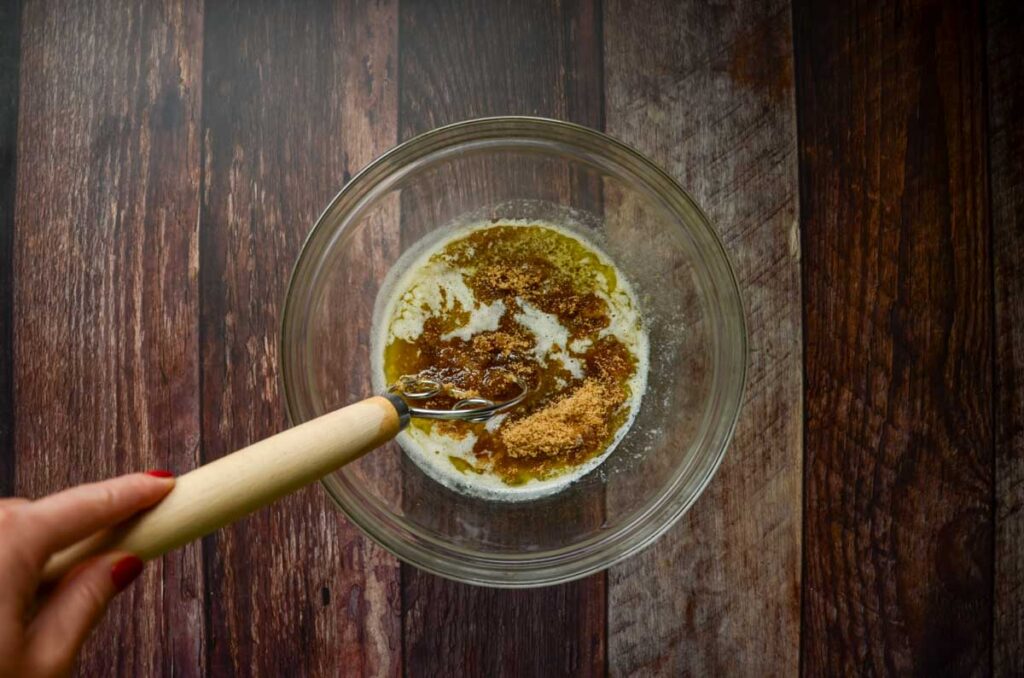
[[281, 117, 746, 587]]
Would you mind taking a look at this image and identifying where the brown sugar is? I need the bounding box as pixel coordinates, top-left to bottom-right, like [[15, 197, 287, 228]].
[[472, 260, 610, 337], [470, 330, 532, 357], [501, 379, 625, 460], [474, 262, 545, 297]]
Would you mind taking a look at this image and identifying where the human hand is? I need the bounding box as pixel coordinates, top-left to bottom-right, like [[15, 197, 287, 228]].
[[0, 472, 175, 677]]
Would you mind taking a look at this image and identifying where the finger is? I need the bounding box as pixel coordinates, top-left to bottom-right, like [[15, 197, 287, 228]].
[[23, 473, 174, 560], [0, 501, 40, 617], [25, 552, 143, 677]]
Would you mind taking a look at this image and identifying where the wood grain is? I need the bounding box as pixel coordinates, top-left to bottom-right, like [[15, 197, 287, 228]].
[[0, 0, 20, 498], [795, 0, 992, 674], [603, 1, 803, 674], [397, 1, 605, 676], [988, 0, 1024, 673], [198, 1, 400, 675], [13, 0, 204, 674]]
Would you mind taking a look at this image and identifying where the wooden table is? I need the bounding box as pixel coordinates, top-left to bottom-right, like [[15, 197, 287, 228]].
[[1, 0, 1020, 675]]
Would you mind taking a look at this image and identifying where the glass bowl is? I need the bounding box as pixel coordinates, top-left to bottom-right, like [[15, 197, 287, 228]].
[[280, 117, 746, 587]]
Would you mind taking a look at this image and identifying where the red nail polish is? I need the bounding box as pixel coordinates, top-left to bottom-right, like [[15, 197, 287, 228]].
[[146, 469, 174, 478], [110, 555, 144, 591]]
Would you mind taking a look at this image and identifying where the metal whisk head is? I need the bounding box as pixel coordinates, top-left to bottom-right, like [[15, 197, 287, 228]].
[[387, 373, 529, 423]]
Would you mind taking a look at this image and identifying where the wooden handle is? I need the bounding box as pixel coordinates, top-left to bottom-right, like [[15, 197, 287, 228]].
[[41, 395, 405, 583]]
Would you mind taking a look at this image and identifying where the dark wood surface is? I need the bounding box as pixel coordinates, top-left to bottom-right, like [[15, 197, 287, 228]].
[[13, 2, 205, 675], [0, 0, 19, 501], [200, 1, 400, 674], [796, 0, 993, 674], [1, 0, 1020, 675], [604, 0, 802, 674], [989, 0, 1024, 673], [397, 2, 605, 677]]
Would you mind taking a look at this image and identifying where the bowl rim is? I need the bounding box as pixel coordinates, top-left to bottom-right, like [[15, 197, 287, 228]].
[[280, 115, 748, 588]]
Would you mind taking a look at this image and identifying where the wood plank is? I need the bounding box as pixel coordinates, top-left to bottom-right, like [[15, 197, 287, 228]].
[[0, 0, 21, 498], [198, 1, 400, 675], [13, 0, 205, 674], [795, 0, 992, 673], [988, 0, 1024, 673], [603, 0, 803, 674], [397, 1, 605, 676]]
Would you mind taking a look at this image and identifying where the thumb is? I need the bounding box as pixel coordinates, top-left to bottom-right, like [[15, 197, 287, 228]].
[[25, 552, 144, 676]]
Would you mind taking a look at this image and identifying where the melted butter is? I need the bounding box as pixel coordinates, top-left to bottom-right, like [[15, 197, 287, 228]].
[[382, 223, 643, 488]]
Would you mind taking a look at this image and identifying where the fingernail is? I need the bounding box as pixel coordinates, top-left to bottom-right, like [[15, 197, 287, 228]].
[[146, 469, 174, 478], [111, 555, 144, 591]]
